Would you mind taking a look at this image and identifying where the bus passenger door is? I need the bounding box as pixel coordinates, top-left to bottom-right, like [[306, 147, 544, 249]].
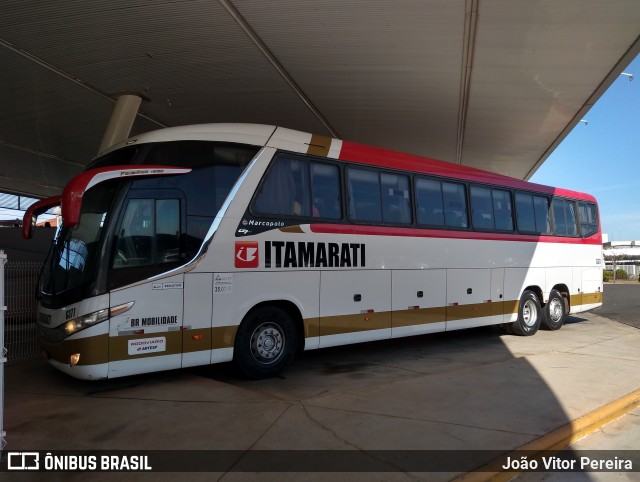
[[107, 192, 186, 377], [319, 270, 391, 348]]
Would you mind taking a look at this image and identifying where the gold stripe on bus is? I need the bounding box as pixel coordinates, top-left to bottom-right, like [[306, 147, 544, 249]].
[[446, 303, 493, 321], [40, 292, 602, 364], [319, 311, 391, 336], [183, 328, 212, 353], [280, 225, 304, 234], [110, 331, 183, 361], [40, 333, 109, 366], [570, 294, 583, 307], [504, 300, 520, 316], [306, 134, 332, 157], [304, 317, 320, 338], [212, 325, 238, 349], [392, 307, 446, 327]]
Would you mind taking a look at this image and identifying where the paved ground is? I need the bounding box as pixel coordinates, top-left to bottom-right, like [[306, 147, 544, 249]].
[[597, 283, 640, 329], [2, 297, 640, 481], [516, 407, 640, 482]]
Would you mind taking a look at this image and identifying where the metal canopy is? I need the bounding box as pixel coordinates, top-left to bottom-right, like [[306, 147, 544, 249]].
[[0, 0, 639, 199]]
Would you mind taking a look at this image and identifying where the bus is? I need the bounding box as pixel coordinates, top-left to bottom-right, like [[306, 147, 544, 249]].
[[23, 123, 603, 380]]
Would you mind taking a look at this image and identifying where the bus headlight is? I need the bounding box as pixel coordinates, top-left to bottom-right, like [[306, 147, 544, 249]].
[[64, 309, 109, 336]]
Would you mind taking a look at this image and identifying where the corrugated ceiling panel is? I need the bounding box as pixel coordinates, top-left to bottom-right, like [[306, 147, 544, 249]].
[[0, 0, 329, 136], [0, 144, 75, 197], [237, 0, 465, 161], [0, 48, 115, 163], [462, 0, 640, 178]]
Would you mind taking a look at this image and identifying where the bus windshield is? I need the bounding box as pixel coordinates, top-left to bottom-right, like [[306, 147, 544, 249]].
[[41, 181, 117, 303], [38, 141, 260, 308]]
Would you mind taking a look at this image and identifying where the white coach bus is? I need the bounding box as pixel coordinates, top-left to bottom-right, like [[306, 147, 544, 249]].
[[23, 124, 603, 379]]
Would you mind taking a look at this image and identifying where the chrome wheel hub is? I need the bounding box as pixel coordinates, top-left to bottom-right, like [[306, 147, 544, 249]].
[[250, 322, 284, 365]]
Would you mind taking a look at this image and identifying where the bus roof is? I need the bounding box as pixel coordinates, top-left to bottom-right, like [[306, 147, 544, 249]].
[[112, 123, 597, 204]]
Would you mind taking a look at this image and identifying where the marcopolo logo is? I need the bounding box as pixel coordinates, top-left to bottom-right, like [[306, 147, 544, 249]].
[[235, 241, 259, 268]]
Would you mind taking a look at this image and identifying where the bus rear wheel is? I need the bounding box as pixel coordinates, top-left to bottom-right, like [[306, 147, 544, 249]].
[[234, 306, 297, 379], [541, 289, 566, 331], [510, 290, 542, 336]]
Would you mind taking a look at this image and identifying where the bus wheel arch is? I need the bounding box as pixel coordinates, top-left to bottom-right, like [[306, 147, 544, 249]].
[[233, 301, 302, 379], [542, 287, 568, 331], [510, 288, 542, 336]]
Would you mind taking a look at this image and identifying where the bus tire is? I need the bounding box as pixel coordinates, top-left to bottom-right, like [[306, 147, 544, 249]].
[[234, 306, 297, 379], [511, 290, 542, 336], [541, 289, 566, 331]]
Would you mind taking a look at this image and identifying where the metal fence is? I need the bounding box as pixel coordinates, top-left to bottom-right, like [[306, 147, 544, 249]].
[[4, 260, 41, 364], [1, 250, 7, 456]]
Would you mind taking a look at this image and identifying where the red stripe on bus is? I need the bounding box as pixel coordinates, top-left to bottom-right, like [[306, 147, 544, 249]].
[[309, 224, 602, 245], [338, 140, 598, 203]]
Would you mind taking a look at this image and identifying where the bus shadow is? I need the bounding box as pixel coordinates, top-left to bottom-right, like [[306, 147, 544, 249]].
[[5, 314, 625, 479]]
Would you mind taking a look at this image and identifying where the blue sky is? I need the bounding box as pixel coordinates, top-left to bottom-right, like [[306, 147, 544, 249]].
[[530, 54, 640, 242]]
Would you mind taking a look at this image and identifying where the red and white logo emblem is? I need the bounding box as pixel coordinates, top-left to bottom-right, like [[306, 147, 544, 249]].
[[235, 241, 259, 268]]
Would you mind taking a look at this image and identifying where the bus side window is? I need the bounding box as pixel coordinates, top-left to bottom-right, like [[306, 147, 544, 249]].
[[442, 181, 468, 228], [533, 195, 552, 234], [552, 198, 578, 236], [253, 157, 311, 217], [156, 199, 180, 263], [381, 172, 411, 224], [470, 186, 493, 230], [347, 168, 382, 222], [515, 193, 535, 233], [492, 189, 513, 231], [566, 200, 578, 236], [578, 202, 598, 237], [310, 162, 341, 219], [415, 177, 444, 226]]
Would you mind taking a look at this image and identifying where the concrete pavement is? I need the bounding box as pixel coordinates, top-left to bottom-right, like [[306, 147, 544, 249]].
[[2, 310, 640, 481]]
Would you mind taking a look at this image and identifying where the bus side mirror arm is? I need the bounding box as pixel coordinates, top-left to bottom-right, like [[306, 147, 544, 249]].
[[22, 195, 62, 240]]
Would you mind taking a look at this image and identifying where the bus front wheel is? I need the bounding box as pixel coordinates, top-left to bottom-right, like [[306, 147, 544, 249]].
[[511, 290, 542, 336], [234, 306, 297, 379]]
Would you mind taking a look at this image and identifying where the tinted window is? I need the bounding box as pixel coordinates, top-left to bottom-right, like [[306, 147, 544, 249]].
[[515, 193, 535, 232], [347, 168, 382, 222], [516, 193, 551, 234], [471, 187, 513, 231], [552, 199, 578, 236], [381, 173, 411, 224], [311, 163, 342, 219], [416, 178, 444, 226], [442, 182, 468, 228], [114, 198, 181, 270], [533, 196, 552, 234], [131, 141, 257, 258], [471, 187, 493, 230], [253, 157, 311, 217], [578, 202, 599, 237], [493, 189, 514, 231]]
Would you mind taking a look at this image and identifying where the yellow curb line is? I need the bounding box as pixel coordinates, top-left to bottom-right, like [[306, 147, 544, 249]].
[[452, 388, 640, 482]]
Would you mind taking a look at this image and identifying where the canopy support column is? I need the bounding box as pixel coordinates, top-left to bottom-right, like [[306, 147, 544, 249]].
[[98, 94, 142, 154]]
